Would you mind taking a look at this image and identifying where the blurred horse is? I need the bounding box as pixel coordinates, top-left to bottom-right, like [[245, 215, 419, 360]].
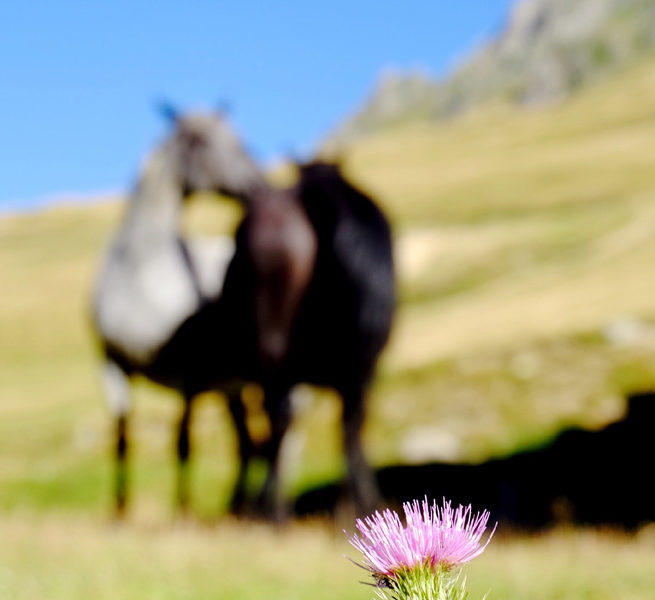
[[91, 107, 266, 515], [292, 161, 395, 516], [93, 107, 395, 520], [218, 160, 395, 518], [155, 183, 317, 514]]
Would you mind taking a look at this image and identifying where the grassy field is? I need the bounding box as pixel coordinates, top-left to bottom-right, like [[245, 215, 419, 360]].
[[3, 56, 655, 598], [2, 515, 655, 600]]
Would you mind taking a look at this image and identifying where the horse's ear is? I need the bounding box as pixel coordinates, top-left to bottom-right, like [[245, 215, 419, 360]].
[[215, 99, 232, 117], [155, 99, 180, 124]]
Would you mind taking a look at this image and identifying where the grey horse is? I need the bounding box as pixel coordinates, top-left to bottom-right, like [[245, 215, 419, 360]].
[[91, 108, 266, 515]]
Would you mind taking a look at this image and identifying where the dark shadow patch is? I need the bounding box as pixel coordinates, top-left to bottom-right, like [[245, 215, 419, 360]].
[[295, 391, 655, 529]]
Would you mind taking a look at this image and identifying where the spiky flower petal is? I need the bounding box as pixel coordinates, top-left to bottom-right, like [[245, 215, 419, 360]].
[[347, 498, 496, 577]]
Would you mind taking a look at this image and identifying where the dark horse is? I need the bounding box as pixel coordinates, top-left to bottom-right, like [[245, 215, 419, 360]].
[[217, 161, 396, 518], [155, 183, 318, 514]]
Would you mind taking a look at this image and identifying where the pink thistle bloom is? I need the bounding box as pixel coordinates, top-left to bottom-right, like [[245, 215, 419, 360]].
[[347, 498, 496, 577]]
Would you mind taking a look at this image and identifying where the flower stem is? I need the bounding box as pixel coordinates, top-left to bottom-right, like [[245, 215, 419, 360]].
[[374, 563, 470, 600]]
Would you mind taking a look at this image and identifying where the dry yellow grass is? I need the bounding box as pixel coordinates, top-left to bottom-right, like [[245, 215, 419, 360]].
[[1, 512, 654, 600], [389, 195, 655, 371]]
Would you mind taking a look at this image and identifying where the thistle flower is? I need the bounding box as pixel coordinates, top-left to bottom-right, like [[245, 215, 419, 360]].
[[346, 498, 495, 600]]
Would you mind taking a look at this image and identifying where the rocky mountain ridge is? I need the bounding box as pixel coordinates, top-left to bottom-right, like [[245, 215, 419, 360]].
[[326, 0, 655, 148]]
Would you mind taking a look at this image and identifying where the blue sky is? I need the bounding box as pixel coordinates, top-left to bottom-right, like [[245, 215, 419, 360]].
[[0, 1, 513, 210]]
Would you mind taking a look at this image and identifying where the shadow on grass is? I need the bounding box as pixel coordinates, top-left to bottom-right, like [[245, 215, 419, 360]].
[[295, 392, 655, 529]]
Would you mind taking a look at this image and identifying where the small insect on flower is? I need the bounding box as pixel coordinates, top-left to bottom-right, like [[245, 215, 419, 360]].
[[346, 497, 496, 578]]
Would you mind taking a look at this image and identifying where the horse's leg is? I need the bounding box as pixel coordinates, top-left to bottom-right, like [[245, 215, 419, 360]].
[[258, 385, 293, 521], [101, 360, 131, 517], [341, 380, 381, 516], [226, 388, 254, 515], [176, 395, 194, 513]]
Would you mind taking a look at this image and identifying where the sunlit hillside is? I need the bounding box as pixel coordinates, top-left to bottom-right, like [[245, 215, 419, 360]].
[[3, 51, 655, 600], [343, 56, 655, 465]]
